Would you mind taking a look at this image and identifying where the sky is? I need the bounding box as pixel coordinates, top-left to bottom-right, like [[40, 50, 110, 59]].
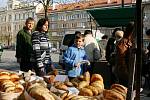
[[0, 0, 7, 7], [0, 0, 80, 8]]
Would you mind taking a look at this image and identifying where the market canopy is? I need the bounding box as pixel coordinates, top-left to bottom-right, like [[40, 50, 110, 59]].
[[87, 6, 136, 27]]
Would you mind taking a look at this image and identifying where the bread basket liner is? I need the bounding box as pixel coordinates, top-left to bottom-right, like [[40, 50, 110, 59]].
[[0, 91, 22, 100]]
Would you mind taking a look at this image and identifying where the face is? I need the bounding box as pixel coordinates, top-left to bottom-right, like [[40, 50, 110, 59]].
[[42, 21, 49, 32], [75, 38, 84, 48], [25, 21, 34, 31]]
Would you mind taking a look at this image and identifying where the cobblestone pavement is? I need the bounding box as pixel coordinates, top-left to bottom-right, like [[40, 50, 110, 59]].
[[0, 49, 150, 99], [0, 49, 19, 71], [0, 49, 62, 71]]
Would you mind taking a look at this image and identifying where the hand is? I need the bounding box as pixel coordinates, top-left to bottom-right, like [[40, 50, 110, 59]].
[[39, 67, 46, 77], [17, 58, 21, 63]]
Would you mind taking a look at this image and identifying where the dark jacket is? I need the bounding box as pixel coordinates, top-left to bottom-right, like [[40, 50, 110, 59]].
[[106, 37, 116, 62], [15, 27, 33, 60]]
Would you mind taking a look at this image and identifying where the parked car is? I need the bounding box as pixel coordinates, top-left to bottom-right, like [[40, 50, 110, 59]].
[[59, 34, 75, 68]]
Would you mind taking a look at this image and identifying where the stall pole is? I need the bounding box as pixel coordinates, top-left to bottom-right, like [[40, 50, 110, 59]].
[[135, 0, 142, 99]]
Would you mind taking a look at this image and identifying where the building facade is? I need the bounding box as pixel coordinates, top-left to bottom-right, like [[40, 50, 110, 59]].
[[0, 0, 37, 46], [36, 0, 150, 49], [37, 0, 121, 48]]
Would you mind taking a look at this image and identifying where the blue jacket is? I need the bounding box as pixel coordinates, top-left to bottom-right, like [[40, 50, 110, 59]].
[[63, 45, 87, 77]]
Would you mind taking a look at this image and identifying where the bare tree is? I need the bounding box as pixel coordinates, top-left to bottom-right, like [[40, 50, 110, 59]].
[[38, 0, 51, 18]]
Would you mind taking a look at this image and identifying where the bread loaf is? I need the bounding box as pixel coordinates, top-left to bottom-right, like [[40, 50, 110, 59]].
[[78, 81, 89, 89], [0, 74, 10, 80], [85, 86, 99, 96], [91, 81, 104, 90], [111, 84, 127, 94], [29, 85, 55, 100], [83, 71, 90, 82], [91, 74, 103, 83], [10, 73, 20, 82], [79, 88, 93, 96], [103, 90, 124, 100]]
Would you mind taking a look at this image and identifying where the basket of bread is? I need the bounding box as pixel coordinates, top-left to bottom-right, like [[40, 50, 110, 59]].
[[49, 71, 128, 100], [0, 71, 24, 100], [17, 70, 61, 100]]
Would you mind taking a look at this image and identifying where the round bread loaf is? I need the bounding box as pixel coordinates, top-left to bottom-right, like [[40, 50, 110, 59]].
[[91, 74, 103, 83], [0, 71, 10, 76], [30, 89, 55, 100], [91, 81, 104, 90], [10, 73, 20, 82], [0, 74, 10, 80], [85, 86, 99, 96], [29, 85, 55, 100], [111, 84, 127, 94], [78, 81, 89, 89], [92, 86, 104, 94], [15, 84, 24, 91], [79, 88, 93, 96], [5, 86, 16, 93], [1, 80, 15, 87], [103, 90, 124, 100]]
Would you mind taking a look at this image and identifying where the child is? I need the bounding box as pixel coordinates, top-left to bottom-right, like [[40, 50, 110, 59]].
[[63, 34, 87, 80]]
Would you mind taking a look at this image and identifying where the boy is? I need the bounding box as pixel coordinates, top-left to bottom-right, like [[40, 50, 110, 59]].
[[63, 34, 87, 80]]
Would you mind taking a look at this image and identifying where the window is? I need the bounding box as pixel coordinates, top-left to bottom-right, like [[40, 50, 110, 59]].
[[8, 26, 11, 32], [76, 14, 79, 18], [32, 12, 34, 18], [19, 14, 21, 20], [8, 15, 12, 21], [23, 13, 25, 19], [15, 14, 17, 20], [19, 25, 21, 30], [51, 23, 57, 29], [4, 16, 6, 22], [14, 25, 17, 30]]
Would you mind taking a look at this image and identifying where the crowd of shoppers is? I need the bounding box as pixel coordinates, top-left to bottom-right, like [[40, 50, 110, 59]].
[[15, 17, 150, 97]]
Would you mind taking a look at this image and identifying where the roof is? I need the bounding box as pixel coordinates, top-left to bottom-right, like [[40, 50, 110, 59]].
[[37, 0, 134, 14]]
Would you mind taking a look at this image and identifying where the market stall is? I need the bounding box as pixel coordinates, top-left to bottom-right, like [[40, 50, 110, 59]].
[[0, 69, 128, 100]]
